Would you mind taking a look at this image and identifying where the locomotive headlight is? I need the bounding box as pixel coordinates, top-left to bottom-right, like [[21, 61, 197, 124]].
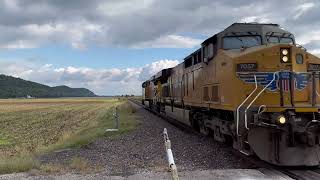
[[282, 56, 289, 62], [280, 48, 290, 63], [282, 49, 289, 55], [277, 115, 286, 124]]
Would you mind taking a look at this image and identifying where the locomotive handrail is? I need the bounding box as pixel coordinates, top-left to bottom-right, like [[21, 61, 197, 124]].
[[236, 75, 258, 135], [305, 120, 320, 129], [236, 71, 320, 135], [244, 71, 278, 130], [258, 105, 267, 114]]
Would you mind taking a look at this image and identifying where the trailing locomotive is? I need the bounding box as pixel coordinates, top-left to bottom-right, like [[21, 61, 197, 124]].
[[142, 23, 320, 166]]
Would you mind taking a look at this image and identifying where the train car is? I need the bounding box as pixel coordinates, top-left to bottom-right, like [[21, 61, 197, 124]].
[[142, 23, 320, 166], [142, 80, 152, 107]]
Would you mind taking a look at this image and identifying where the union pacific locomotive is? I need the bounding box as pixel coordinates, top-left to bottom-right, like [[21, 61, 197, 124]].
[[142, 23, 320, 166]]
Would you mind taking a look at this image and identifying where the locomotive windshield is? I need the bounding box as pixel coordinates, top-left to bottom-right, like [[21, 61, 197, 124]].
[[223, 35, 262, 49], [266, 32, 295, 44], [266, 36, 294, 44]]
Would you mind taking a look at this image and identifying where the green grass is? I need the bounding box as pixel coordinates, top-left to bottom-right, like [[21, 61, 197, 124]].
[[38, 156, 103, 175], [0, 139, 10, 146], [0, 156, 40, 174], [0, 98, 138, 174]]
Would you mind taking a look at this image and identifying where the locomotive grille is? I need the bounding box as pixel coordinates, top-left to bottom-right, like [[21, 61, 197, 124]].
[[211, 85, 219, 102], [203, 87, 209, 101]]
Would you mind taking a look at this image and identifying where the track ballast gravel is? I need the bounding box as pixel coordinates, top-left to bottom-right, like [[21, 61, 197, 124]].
[[40, 102, 256, 176]]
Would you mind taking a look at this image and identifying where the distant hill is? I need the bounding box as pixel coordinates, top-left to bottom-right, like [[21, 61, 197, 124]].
[[0, 74, 96, 98]]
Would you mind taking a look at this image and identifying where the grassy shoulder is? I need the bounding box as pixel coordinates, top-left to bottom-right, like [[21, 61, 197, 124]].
[[0, 98, 138, 174]]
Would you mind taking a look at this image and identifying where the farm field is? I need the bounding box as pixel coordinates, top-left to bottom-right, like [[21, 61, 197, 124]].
[[0, 98, 138, 174]]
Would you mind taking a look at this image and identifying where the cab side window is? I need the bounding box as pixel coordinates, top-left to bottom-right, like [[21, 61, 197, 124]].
[[184, 57, 192, 68], [203, 43, 217, 61], [203, 35, 218, 62], [193, 51, 201, 65], [204, 46, 208, 59]]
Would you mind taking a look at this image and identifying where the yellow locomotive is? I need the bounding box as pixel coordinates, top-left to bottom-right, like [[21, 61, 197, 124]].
[[142, 23, 320, 166]]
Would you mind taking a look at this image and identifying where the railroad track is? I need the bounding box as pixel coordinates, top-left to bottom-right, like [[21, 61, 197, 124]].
[[129, 99, 201, 135], [128, 99, 320, 180]]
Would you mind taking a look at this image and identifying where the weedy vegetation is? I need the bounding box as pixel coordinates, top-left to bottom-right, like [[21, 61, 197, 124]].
[[0, 98, 138, 174], [38, 156, 103, 175]]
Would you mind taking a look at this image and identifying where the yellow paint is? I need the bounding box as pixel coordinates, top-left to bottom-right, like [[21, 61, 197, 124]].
[[186, 44, 320, 113]]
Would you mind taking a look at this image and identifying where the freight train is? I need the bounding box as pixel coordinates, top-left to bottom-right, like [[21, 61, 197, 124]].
[[141, 23, 320, 166]]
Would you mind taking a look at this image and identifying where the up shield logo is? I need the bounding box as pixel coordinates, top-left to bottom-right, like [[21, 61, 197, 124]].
[[237, 72, 309, 92]]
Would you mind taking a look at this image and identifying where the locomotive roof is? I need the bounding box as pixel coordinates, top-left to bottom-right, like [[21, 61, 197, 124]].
[[152, 68, 172, 83], [147, 23, 295, 85], [202, 23, 293, 46]]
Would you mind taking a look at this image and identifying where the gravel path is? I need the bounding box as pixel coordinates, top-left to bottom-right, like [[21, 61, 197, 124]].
[[40, 102, 256, 176], [0, 169, 292, 180]]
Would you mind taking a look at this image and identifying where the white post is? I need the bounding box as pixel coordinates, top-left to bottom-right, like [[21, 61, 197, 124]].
[[106, 106, 119, 132], [163, 128, 179, 180], [114, 106, 119, 129]]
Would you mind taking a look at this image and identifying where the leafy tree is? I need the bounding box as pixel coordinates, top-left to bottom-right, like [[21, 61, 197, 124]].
[[0, 74, 96, 98]]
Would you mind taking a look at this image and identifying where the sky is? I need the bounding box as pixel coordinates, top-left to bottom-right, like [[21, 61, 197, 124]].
[[0, 0, 320, 95]]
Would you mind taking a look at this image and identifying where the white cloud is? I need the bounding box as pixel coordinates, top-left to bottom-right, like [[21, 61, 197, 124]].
[[5, 22, 105, 50], [0, 0, 318, 51], [0, 59, 179, 95], [310, 49, 320, 55], [240, 15, 271, 23], [0, 40, 38, 49], [132, 35, 202, 49], [3, 0, 19, 11], [293, 2, 315, 20], [296, 30, 320, 45], [139, 59, 179, 80], [97, 0, 154, 16]]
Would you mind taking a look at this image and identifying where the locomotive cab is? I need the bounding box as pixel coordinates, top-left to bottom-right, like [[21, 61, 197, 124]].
[[201, 23, 320, 166], [218, 24, 320, 166]]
